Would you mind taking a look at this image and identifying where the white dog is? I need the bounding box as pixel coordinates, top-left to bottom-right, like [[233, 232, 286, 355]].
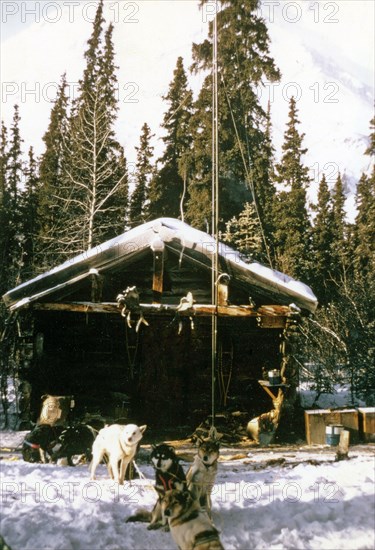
[[90, 423, 146, 484]]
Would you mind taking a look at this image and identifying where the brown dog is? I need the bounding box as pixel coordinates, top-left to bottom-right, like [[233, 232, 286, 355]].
[[186, 437, 220, 517], [161, 489, 225, 550]]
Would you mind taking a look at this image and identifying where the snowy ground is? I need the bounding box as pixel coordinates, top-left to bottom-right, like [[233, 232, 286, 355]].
[[0, 431, 374, 550]]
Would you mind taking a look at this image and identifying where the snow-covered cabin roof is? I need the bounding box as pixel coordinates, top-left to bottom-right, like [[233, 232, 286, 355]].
[[2, 218, 318, 314]]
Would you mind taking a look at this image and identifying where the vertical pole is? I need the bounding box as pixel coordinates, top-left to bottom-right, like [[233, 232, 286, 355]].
[[211, 1, 219, 430]]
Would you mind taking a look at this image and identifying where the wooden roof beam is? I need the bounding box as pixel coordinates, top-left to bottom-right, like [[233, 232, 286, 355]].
[[32, 301, 294, 321]]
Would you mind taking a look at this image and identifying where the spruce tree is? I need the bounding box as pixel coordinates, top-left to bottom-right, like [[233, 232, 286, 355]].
[[273, 97, 311, 280], [0, 120, 11, 419], [21, 147, 40, 281], [0, 121, 10, 321], [353, 174, 374, 273], [330, 172, 349, 282], [186, 0, 280, 232], [222, 104, 274, 266], [301, 118, 375, 406], [36, 74, 69, 269], [2, 106, 24, 289], [365, 115, 375, 158], [148, 57, 193, 220], [259, 103, 277, 226], [353, 116, 375, 276], [185, 82, 214, 231], [0, 122, 7, 209], [345, 117, 375, 404], [253, 100, 277, 264], [222, 201, 263, 261], [188, 0, 280, 233], [310, 174, 334, 303], [129, 123, 154, 226], [346, 119, 375, 404], [7, 106, 23, 226]]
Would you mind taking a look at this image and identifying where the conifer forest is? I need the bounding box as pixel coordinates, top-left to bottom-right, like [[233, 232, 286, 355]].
[[1, 0, 374, 412]]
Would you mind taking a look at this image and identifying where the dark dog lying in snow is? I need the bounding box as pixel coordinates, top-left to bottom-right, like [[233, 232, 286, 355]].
[[22, 423, 97, 466], [22, 424, 64, 463], [52, 424, 98, 466]]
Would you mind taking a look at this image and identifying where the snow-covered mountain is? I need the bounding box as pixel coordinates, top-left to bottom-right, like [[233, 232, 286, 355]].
[[262, 0, 374, 214], [1, 0, 373, 219]]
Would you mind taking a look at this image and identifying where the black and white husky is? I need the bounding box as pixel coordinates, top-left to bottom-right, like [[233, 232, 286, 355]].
[[151, 443, 187, 492], [126, 443, 186, 529]]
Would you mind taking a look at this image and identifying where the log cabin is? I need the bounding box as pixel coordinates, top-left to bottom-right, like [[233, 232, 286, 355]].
[[2, 218, 317, 438]]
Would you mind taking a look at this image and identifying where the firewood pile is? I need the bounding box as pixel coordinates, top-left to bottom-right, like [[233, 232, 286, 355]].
[[191, 411, 250, 444]]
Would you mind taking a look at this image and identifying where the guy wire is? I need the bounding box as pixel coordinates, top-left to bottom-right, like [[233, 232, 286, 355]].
[[221, 74, 273, 269]]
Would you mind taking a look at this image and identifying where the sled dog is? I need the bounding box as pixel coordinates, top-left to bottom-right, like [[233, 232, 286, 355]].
[[126, 443, 186, 530], [161, 488, 225, 550], [52, 424, 97, 466], [22, 424, 64, 464], [151, 443, 187, 493], [186, 437, 220, 517], [90, 423, 146, 484]]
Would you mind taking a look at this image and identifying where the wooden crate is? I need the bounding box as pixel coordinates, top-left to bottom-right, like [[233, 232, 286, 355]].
[[305, 409, 359, 445], [358, 407, 375, 442]]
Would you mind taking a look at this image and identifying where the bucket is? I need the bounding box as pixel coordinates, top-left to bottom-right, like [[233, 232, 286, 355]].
[[325, 424, 344, 446], [268, 369, 281, 385]]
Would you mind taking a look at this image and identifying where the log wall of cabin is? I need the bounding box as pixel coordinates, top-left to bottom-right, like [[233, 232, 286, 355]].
[[20, 310, 283, 427]]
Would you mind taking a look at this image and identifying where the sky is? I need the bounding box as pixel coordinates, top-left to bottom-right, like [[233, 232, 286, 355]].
[[0, 0, 208, 168], [0, 0, 374, 206]]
